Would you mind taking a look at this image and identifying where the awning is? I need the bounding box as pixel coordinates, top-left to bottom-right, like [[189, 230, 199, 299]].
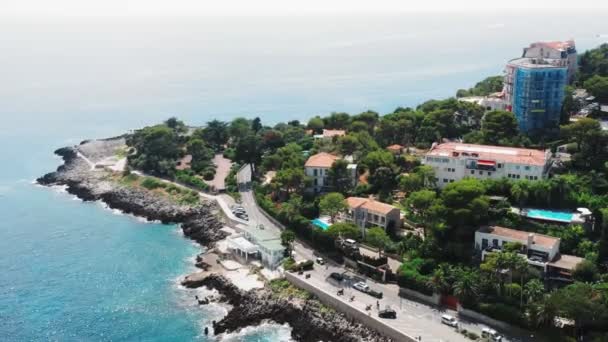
[[477, 160, 496, 166]]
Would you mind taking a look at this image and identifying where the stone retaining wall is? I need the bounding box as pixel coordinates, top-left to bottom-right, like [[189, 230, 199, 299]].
[[285, 272, 416, 342]]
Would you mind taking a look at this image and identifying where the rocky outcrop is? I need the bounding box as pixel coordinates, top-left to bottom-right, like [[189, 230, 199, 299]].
[[37, 139, 226, 247], [193, 274, 393, 342]]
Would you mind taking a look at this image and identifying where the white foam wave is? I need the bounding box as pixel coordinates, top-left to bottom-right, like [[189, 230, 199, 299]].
[[217, 322, 294, 342]]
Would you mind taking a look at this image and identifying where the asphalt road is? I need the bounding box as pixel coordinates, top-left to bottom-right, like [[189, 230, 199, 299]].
[[236, 164, 529, 342]]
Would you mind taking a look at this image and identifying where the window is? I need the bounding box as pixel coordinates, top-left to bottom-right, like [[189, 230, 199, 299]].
[[524, 166, 531, 171], [450, 179, 455, 183], [313, 169, 318, 176], [487, 172, 491, 176], [373, 214, 379, 221], [478, 171, 483, 175], [497, 163, 503, 169], [492, 239, 499, 247], [381, 217, 385, 223], [443, 178, 448, 183], [470, 170, 474, 175], [516, 165, 520, 170]]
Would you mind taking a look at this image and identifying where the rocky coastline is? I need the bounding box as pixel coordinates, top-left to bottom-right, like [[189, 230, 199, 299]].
[[36, 139, 227, 246], [39, 138, 392, 342], [183, 273, 393, 342]]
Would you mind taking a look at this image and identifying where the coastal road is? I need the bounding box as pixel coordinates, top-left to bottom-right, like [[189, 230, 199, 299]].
[[236, 164, 530, 342]]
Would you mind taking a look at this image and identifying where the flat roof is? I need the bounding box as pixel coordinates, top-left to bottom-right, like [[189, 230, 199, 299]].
[[508, 57, 566, 69], [228, 236, 258, 252], [548, 254, 584, 271], [426, 142, 548, 166], [477, 226, 559, 249]]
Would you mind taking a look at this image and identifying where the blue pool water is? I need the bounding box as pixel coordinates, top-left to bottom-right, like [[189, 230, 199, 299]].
[[526, 209, 574, 223], [311, 218, 331, 230]]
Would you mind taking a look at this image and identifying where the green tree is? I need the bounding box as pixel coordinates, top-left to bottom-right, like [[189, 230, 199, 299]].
[[599, 208, 608, 264], [584, 75, 608, 103], [456, 75, 503, 97], [186, 138, 213, 172], [229, 117, 252, 138], [281, 230, 296, 257], [572, 259, 599, 283], [405, 190, 437, 236], [365, 227, 391, 257], [524, 279, 545, 304], [548, 282, 608, 329], [201, 120, 229, 150], [307, 116, 325, 134], [126, 124, 181, 176], [319, 192, 347, 223], [165, 117, 187, 133], [251, 117, 263, 133], [234, 133, 262, 168], [326, 222, 361, 240], [327, 159, 352, 194], [362, 150, 395, 175], [481, 110, 519, 145], [337, 135, 362, 156], [274, 168, 307, 195], [561, 118, 601, 153], [453, 268, 479, 307]]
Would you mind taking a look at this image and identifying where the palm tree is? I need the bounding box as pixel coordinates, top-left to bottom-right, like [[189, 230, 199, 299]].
[[524, 279, 545, 304], [453, 269, 479, 307], [427, 264, 453, 295]]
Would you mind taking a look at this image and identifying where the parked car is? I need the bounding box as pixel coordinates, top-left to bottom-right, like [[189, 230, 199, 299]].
[[441, 314, 458, 327], [329, 272, 344, 282], [378, 308, 397, 319], [368, 289, 383, 299], [481, 327, 503, 341], [353, 282, 370, 293], [315, 257, 325, 265]]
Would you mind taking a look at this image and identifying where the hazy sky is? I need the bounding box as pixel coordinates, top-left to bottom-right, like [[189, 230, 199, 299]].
[[4, 0, 608, 16]]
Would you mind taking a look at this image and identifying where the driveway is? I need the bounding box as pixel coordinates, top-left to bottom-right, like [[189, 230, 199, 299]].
[[205, 153, 232, 191]]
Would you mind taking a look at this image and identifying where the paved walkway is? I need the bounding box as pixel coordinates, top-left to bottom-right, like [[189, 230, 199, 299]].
[[204, 154, 232, 191]]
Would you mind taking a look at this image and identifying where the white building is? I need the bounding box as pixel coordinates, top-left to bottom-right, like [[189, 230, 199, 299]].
[[458, 95, 507, 112], [343, 197, 401, 234], [423, 142, 552, 188], [227, 227, 285, 270], [313, 129, 346, 140], [475, 225, 583, 278], [304, 152, 357, 193], [523, 40, 577, 84], [475, 225, 560, 262]]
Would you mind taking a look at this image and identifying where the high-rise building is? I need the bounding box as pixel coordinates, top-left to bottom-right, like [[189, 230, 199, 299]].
[[504, 57, 568, 134], [523, 40, 577, 83]]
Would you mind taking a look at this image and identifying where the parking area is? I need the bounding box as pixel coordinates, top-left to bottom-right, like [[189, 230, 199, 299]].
[[292, 262, 477, 342]]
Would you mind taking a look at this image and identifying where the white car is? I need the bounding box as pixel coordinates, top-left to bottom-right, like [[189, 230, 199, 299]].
[[482, 327, 503, 341], [353, 282, 370, 293], [441, 314, 458, 327]]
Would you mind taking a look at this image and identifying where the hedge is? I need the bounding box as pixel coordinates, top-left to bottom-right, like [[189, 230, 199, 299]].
[[477, 302, 524, 327]]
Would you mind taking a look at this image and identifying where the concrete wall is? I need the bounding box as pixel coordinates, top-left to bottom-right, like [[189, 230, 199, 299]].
[[398, 287, 441, 306], [457, 306, 514, 331], [285, 272, 416, 342]]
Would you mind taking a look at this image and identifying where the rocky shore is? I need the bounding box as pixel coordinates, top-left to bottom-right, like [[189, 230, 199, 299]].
[[185, 274, 393, 342], [37, 139, 227, 247]]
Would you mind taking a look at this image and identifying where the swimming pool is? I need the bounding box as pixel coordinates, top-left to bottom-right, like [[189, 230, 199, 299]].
[[311, 218, 331, 230], [525, 209, 573, 223]]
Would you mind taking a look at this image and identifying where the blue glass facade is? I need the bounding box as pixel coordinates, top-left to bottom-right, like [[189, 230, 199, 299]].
[[512, 66, 567, 133]]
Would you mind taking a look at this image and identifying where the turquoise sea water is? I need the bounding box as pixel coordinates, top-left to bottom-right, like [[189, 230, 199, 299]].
[[0, 11, 607, 341]]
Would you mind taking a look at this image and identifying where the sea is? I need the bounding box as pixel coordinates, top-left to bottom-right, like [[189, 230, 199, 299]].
[[0, 11, 606, 342]]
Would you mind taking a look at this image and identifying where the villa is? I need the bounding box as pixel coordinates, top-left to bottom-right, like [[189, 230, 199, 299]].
[[313, 129, 346, 140], [343, 197, 401, 233], [304, 152, 357, 193], [475, 225, 583, 280]]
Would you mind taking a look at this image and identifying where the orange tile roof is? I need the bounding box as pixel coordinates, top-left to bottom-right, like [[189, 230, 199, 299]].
[[427, 142, 549, 166], [305, 152, 339, 168], [478, 226, 559, 249], [323, 129, 346, 138], [346, 197, 398, 215], [386, 144, 404, 151]]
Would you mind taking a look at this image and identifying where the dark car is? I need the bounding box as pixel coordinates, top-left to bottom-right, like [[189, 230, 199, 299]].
[[378, 308, 397, 319], [329, 272, 344, 281], [368, 289, 383, 299]]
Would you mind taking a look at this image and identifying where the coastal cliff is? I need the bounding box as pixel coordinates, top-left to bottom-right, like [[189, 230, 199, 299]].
[[187, 274, 393, 342], [37, 139, 227, 246]]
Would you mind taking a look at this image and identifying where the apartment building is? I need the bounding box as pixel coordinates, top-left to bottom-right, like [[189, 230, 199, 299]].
[[523, 40, 577, 83], [504, 56, 568, 133], [423, 142, 552, 188], [343, 197, 401, 233], [304, 152, 357, 193]]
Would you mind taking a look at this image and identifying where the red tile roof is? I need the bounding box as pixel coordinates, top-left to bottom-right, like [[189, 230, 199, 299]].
[[305, 152, 339, 168], [478, 226, 559, 249], [386, 144, 404, 151], [322, 129, 346, 138], [426, 142, 549, 166], [346, 197, 398, 215]]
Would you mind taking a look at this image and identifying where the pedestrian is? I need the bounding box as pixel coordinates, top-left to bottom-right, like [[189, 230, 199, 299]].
[[376, 300, 379, 309]]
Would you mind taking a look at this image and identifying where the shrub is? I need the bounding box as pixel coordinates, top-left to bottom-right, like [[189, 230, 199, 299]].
[[466, 332, 479, 340], [477, 302, 523, 326], [141, 177, 165, 190], [202, 169, 215, 181]]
